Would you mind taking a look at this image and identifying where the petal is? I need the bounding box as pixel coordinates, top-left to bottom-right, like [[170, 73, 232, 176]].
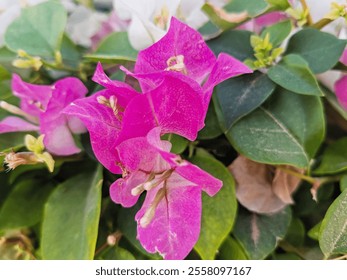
[[92, 62, 139, 104], [67, 116, 87, 134], [40, 115, 81, 156], [117, 133, 171, 173], [110, 170, 149, 207], [63, 90, 123, 173], [135, 172, 202, 260], [0, 116, 39, 133], [119, 75, 205, 142], [134, 17, 216, 84], [11, 74, 52, 116], [340, 49, 347, 66], [335, 75, 347, 110]]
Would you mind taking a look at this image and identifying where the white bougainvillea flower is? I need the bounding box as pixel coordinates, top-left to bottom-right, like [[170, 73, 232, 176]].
[[113, 0, 228, 50], [0, 0, 46, 47], [66, 5, 107, 48]]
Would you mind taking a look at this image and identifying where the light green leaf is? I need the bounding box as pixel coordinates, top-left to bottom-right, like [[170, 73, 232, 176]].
[[214, 71, 275, 133], [5, 2, 67, 58], [191, 155, 237, 260], [314, 138, 347, 175], [341, 175, 347, 192], [225, 0, 268, 17], [266, 0, 290, 10], [41, 166, 103, 259], [261, 20, 292, 46], [162, 134, 188, 154], [308, 221, 322, 241], [84, 32, 138, 63], [217, 236, 248, 260], [285, 28, 346, 73], [229, 88, 325, 168], [268, 54, 324, 96], [319, 190, 347, 257], [234, 207, 292, 259], [0, 180, 53, 230]]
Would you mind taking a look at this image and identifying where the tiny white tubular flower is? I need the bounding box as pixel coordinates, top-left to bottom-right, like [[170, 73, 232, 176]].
[[113, 0, 228, 50], [0, 0, 46, 47]]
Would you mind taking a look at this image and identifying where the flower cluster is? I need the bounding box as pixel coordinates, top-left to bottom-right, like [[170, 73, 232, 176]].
[[62, 17, 251, 259]]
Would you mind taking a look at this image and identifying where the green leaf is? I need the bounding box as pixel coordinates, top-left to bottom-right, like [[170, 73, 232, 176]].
[[324, 86, 347, 121], [341, 175, 347, 192], [0, 65, 10, 81], [261, 20, 292, 46], [0, 173, 13, 210], [214, 71, 275, 132], [314, 138, 347, 175], [61, 34, 81, 68], [198, 100, 223, 140], [217, 236, 248, 260], [41, 167, 102, 259], [225, 0, 268, 17], [234, 207, 292, 259], [84, 32, 138, 63], [191, 155, 237, 260], [0, 132, 28, 152], [97, 246, 135, 260], [268, 54, 324, 96], [319, 190, 347, 257], [308, 221, 322, 241], [284, 217, 305, 246], [266, 0, 290, 10], [0, 180, 53, 230], [228, 88, 325, 168], [162, 134, 188, 154], [207, 30, 254, 61], [5, 2, 67, 58], [285, 28, 346, 73]]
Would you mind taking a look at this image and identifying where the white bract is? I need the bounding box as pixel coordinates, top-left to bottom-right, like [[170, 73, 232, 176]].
[[113, 0, 228, 50]]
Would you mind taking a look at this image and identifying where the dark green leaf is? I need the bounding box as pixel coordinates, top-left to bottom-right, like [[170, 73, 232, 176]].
[[214, 71, 275, 132], [41, 167, 102, 259], [0, 132, 28, 152], [324, 86, 347, 121], [198, 100, 223, 140], [207, 30, 254, 61], [234, 207, 291, 259], [319, 190, 347, 257], [314, 138, 347, 175], [285, 28, 346, 73], [261, 20, 292, 46], [85, 32, 138, 63], [191, 155, 237, 260], [268, 54, 324, 96], [228, 88, 325, 168], [97, 246, 135, 260], [0, 180, 53, 230], [61, 34, 81, 68], [5, 2, 67, 58], [161, 134, 188, 154], [285, 217, 305, 246], [217, 236, 248, 260]]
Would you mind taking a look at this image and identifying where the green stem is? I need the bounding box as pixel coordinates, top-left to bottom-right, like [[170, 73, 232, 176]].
[[311, 18, 333, 29], [299, 0, 313, 25], [276, 166, 316, 184]]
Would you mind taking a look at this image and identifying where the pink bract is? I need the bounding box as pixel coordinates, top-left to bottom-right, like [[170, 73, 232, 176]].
[[0, 74, 88, 156], [110, 127, 222, 259], [335, 75, 347, 110]]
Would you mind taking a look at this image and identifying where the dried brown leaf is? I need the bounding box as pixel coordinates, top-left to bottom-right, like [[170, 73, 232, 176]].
[[228, 155, 303, 214]]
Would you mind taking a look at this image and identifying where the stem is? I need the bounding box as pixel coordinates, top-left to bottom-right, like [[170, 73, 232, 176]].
[[300, 0, 313, 25], [276, 166, 316, 184], [331, 254, 347, 260], [94, 230, 123, 257], [41, 60, 78, 73], [311, 18, 333, 29]]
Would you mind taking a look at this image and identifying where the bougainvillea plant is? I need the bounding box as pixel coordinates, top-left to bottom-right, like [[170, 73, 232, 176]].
[[0, 0, 347, 260]]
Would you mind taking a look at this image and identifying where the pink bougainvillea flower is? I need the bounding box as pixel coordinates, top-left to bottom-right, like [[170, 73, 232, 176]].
[[63, 63, 139, 173], [335, 75, 347, 110], [110, 127, 222, 259], [0, 74, 87, 155], [124, 17, 251, 112], [117, 75, 205, 143], [238, 12, 288, 33]]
